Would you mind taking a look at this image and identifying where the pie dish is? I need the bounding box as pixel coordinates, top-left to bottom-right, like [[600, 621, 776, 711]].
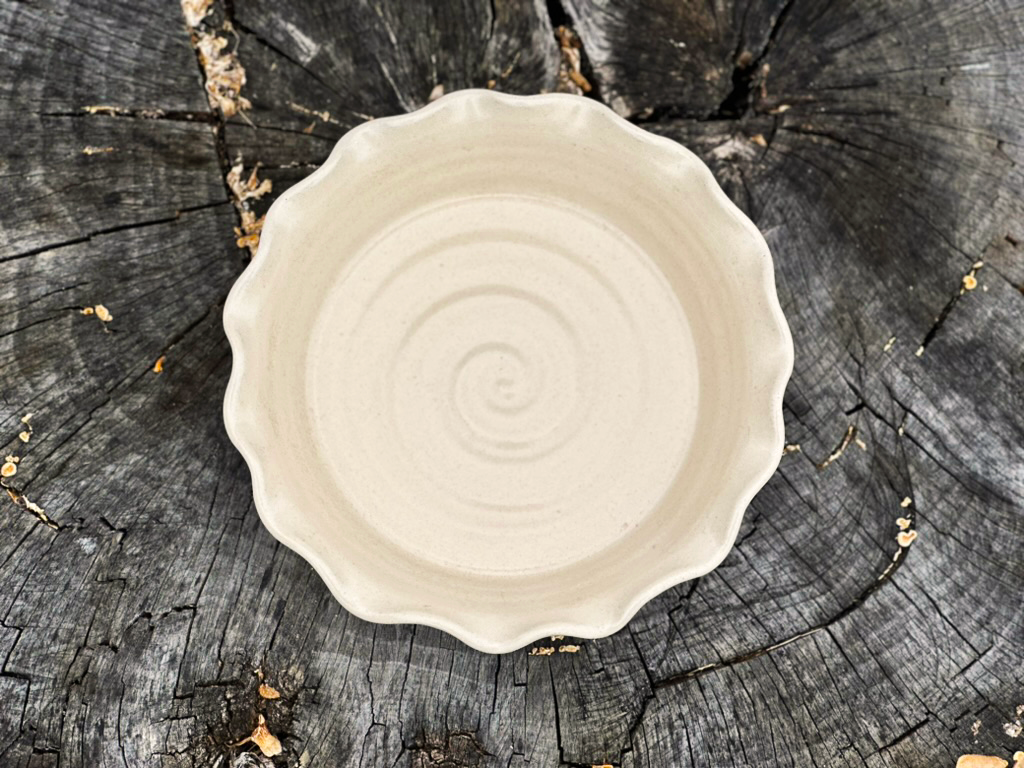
[[223, 89, 793, 653]]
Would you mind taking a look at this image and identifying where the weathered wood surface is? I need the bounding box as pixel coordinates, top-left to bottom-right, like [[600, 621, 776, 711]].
[[1, 0, 1022, 765]]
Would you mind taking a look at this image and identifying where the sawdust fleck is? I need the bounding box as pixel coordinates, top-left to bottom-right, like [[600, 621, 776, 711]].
[[82, 105, 166, 118], [556, 26, 591, 94], [227, 162, 272, 204], [883, 336, 896, 352], [258, 683, 281, 700], [915, 345, 925, 357], [958, 261, 984, 295], [82, 146, 115, 155], [3, 487, 58, 529], [234, 210, 266, 256], [956, 757, 1008, 768], [194, 32, 251, 118], [288, 101, 344, 125], [80, 304, 112, 323], [896, 530, 918, 548], [234, 714, 282, 757], [783, 443, 801, 455], [181, 0, 213, 27]]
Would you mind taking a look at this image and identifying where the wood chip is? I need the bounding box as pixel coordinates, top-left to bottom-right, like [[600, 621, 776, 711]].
[[195, 32, 252, 118], [258, 683, 281, 699], [896, 530, 918, 547], [180, 0, 213, 27], [956, 757, 1008, 768], [227, 163, 272, 204], [555, 26, 591, 94], [4, 487, 58, 529], [152, 356, 166, 374], [237, 714, 282, 757], [234, 211, 266, 256], [287, 101, 342, 125]]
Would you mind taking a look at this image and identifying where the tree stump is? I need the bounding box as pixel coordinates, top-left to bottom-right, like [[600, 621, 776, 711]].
[[1, 0, 1022, 765]]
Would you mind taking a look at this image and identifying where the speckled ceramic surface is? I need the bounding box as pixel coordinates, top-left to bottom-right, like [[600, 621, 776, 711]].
[[223, 89, 793, 653]]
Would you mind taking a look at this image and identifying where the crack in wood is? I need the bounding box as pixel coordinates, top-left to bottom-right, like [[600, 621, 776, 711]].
[[0, 201, 230, 265]]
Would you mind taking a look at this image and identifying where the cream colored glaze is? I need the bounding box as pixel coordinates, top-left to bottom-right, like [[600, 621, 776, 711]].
[[310, 194, 698, 574], [223, 90, 793, 653]]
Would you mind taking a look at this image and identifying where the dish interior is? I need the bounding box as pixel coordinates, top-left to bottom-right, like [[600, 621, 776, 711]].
[[231, 95, 782, 635]]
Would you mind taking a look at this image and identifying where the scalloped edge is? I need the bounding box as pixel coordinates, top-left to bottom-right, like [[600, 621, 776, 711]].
[[223, 89, 793, 654]]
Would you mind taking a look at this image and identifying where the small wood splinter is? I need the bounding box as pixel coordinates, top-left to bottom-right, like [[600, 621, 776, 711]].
[[233, 714, 282, 757]]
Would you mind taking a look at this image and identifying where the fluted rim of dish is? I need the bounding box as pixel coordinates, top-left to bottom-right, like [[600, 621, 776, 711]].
[[223, 89, 793, 654]]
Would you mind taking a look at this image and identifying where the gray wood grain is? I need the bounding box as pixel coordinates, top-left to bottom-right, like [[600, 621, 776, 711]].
[[1, 0, 1022, 766]]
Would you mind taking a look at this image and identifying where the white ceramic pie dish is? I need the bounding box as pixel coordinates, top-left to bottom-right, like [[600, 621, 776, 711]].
[[223, 89, 792, 653]]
